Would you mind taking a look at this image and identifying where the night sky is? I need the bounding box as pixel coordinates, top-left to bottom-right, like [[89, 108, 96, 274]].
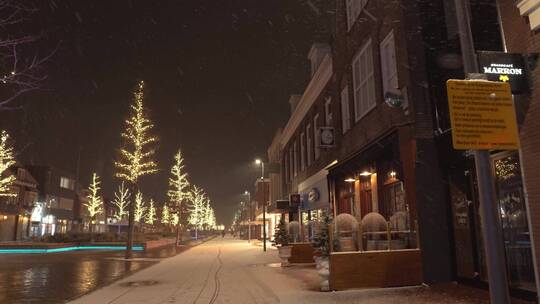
[[1, 1, 332, 224]]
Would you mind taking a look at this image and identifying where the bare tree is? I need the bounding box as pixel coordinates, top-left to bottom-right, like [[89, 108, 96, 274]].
[[0, 1, 54, 110]]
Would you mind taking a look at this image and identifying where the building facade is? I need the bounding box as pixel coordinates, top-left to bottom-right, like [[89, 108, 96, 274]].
[[270, 0, 539, 297], [0, 165, 38, 241], [27, 166, 79, 237], [495, 0, 540, 296]]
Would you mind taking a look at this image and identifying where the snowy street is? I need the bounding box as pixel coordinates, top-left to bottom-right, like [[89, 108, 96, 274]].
[[69, 237, 533, 304]]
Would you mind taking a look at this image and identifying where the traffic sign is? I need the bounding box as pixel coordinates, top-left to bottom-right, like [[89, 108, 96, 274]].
[[446, 80, 520, 150]]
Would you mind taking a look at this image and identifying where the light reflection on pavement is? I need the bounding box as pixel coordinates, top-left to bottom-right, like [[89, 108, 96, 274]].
[[0, 244, 185, 304]]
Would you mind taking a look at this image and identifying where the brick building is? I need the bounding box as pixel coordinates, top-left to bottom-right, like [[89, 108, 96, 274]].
[[270, 0, 540, 296], [495, 0, 540, 296]]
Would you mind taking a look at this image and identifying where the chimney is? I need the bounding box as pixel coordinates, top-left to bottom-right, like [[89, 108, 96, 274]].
[[308, 43, 331, 77]]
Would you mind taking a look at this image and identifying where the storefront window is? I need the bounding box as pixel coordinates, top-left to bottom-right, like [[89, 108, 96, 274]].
[[493, 152, 535, 292], [332, 167, 417, 252]]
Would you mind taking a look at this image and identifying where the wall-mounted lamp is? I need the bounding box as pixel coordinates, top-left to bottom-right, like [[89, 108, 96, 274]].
[[360, 171, 372, 177], [344, 178, 356, 183]]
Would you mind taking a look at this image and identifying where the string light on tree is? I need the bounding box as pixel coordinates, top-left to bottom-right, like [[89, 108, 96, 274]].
[[112, 182, 131, 221], [85, 173, 104, 230], [168, 149, 191, 211], [189, 185, 206, 238], [115, 80, 158, 258], [171, 213, 179, 226], [167, 149, 191, 243], [0, 130, 16, 197], [134, 192, 147, 222], [115, 80, 158, 183], [161, 204, 171, 225], [145, 199, 157, 225]]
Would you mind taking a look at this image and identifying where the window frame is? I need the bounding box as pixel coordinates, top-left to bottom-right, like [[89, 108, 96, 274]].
[[346, 0, 368, 30], [306, 123, 313, 166], [352, 38, 376, 122], [380, 30, 398, 95], [314, 114, 321, 160], [340, 86, 351, 134], [293, 140, 298, 177], [300, 132, 306, 171]]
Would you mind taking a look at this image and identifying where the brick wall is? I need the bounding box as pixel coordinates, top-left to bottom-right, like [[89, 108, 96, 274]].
[[498, 0, 540, 293]]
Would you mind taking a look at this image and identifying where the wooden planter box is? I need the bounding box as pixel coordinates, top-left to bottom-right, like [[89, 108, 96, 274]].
[[329, 249, 423, 290], [288, 242, 316, 264]]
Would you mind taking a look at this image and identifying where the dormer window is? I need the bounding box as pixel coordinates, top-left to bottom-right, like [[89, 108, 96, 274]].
[[308, 44, 331, 77], [346, 0, 368, 30]]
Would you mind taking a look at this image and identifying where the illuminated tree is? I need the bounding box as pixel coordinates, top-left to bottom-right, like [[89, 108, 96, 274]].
[[171, 213, 179, 226], [115, 80, 158, 258], [112, 182, 130, 221], [189, 186, 206, 239], [0, 130, 16, 197], [145, 199, 157, 225], [85, 173, 103, 232], [202, 197, 217, 231], [115, 81, 158, 183], [134, 192, 147, 223], [168, 150, 190, 208], [161, 204, 171, 225], [167, 149, 191, 243]]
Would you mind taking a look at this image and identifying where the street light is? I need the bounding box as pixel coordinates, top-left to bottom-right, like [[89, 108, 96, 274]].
[[244, 190, 252, 243], [255, 158, 267, 252]]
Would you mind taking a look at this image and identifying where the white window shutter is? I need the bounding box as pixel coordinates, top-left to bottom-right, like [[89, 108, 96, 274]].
[[381, 31, 398, 95]]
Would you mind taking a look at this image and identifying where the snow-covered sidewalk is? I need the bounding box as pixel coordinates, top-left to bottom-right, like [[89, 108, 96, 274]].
[[68, 237, 534, 304]]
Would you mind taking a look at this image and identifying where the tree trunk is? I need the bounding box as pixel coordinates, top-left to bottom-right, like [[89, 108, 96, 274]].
[[90, 216, 95, 242], [175, 224, 180, 246], [126, 183, 137, 259]]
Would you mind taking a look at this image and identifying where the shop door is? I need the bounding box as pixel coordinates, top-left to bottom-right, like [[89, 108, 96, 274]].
[[449, 167, 483, 280], [450, 153, 537, 294], [493, 152, 536, 292], [359, 179, 372, 218]]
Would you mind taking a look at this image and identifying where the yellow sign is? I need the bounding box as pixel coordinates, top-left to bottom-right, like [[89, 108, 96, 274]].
[[447, 80, 519, 150]]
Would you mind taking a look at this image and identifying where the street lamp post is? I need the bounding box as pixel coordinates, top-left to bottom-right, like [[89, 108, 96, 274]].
[[255, 159, 266, 252], [244, 190, 251, 243]]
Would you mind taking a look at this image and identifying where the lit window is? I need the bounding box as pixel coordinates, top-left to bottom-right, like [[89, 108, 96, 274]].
[[341, 86, 351, 133], [60, 177, 74, 190], [352, 39, 376, 121]]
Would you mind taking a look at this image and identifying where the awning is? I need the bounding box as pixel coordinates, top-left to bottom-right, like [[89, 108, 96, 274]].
[[327, 131, 398, 177]]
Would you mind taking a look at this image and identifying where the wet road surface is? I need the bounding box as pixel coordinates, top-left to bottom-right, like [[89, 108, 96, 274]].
[[0, 244, 188, 304]]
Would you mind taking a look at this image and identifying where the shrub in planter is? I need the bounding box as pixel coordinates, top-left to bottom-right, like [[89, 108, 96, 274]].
[[312, 214, 332, 292], [272, 216, 292, 266]]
